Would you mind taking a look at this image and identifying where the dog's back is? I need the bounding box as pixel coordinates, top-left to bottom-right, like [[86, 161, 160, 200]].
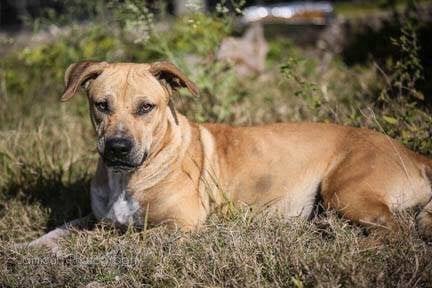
[[202, 122, 432, 238]]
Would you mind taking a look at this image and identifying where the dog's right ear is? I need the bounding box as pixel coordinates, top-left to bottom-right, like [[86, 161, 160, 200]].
[[149, 61, 199, 97], [61, 61, 108, 101]]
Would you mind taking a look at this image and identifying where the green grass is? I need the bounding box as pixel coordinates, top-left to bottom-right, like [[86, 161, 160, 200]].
[[1, 5, 432, 287]]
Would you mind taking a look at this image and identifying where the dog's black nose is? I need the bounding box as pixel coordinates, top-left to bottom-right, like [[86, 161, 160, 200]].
[[105, 137, 132, 157]]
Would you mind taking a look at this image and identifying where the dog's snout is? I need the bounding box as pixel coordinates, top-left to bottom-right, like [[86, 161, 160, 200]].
[[105, 137, 133, 157]]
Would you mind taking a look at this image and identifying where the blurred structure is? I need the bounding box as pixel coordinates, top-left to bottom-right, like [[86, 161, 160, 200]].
[[241, 2, 334, 26], [217, 24, 268, 77], [236, 1, 335, 46], [174, 0, 205, 15]]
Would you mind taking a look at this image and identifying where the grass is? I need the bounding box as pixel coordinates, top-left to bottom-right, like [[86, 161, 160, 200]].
[[1, 2, 432, 287], [3, 212, 432, 287]]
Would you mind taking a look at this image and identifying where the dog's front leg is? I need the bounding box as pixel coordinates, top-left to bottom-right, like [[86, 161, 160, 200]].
[[26, 214, 94, 253]]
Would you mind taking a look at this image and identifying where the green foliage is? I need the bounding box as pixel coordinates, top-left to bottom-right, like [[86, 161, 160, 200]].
[[0, 25, 124, 131], [390, 20, 424, 100], [280, 56, 321, 111], [215, 0, 247, 15], [110, 0, 155, 43], [31, 0, 109, 29], [170, 13, 231, 56]]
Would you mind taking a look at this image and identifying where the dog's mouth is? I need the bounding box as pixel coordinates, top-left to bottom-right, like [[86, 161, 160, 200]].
[[105, 160, 137, 172], [102, 152, 147, 172]]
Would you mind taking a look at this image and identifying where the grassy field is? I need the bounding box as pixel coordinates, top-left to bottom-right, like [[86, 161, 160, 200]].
[[1, 1, 432, 287]]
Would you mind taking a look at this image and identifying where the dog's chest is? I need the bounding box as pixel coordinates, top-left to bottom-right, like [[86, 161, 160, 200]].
[[91, 172, 143, 226]]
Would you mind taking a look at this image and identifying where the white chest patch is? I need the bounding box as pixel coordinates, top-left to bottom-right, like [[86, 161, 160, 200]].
[[91, 171, 143, 226]]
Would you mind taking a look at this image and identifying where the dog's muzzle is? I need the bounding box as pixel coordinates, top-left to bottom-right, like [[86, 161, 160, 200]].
[[102, 136, 146, 171]]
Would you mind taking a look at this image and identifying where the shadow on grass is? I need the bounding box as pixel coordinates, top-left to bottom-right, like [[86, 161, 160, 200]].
[[1, 168, 92, 232]]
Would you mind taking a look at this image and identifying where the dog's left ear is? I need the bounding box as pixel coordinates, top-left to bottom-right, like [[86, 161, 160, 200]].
[[149, 61, 199, 97], [61, 61, 109, 101]]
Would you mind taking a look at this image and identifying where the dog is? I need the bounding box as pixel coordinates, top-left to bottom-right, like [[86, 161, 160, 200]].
[[28, 60, 432, 250]]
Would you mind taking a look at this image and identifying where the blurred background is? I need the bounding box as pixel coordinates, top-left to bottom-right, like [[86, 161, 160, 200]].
[[0, 0, 432, 245]]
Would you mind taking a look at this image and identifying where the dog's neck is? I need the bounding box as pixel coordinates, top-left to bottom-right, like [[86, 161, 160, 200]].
[[117, 110, 192, 193]]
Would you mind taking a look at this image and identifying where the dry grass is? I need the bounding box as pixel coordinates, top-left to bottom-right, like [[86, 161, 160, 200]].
[[2, 211, 432, 287]]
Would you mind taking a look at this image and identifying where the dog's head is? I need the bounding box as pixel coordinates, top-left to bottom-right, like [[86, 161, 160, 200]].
[[61, 61, 198, 172]]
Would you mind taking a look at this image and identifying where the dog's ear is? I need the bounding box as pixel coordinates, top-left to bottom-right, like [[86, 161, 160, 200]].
[[149, 61, 199, 97], [61, 61, 108, 101]]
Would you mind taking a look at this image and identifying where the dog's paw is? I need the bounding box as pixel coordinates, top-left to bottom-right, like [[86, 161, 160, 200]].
[[11, 238, 61, 256], [18, 228, 68, 255], [12, 239, 60, 256], [27, 237, 60, 254], [416, 209, 432, 243]]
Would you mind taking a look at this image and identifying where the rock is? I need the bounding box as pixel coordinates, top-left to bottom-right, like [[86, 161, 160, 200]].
[[217, 24, 268, 77]]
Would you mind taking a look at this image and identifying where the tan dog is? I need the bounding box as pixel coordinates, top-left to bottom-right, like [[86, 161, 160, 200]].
[[29, 61, 432, 249]]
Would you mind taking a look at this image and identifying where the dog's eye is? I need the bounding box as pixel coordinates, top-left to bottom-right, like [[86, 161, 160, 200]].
[[95, 101, 110, 113], [137, 103, 155, 115]]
